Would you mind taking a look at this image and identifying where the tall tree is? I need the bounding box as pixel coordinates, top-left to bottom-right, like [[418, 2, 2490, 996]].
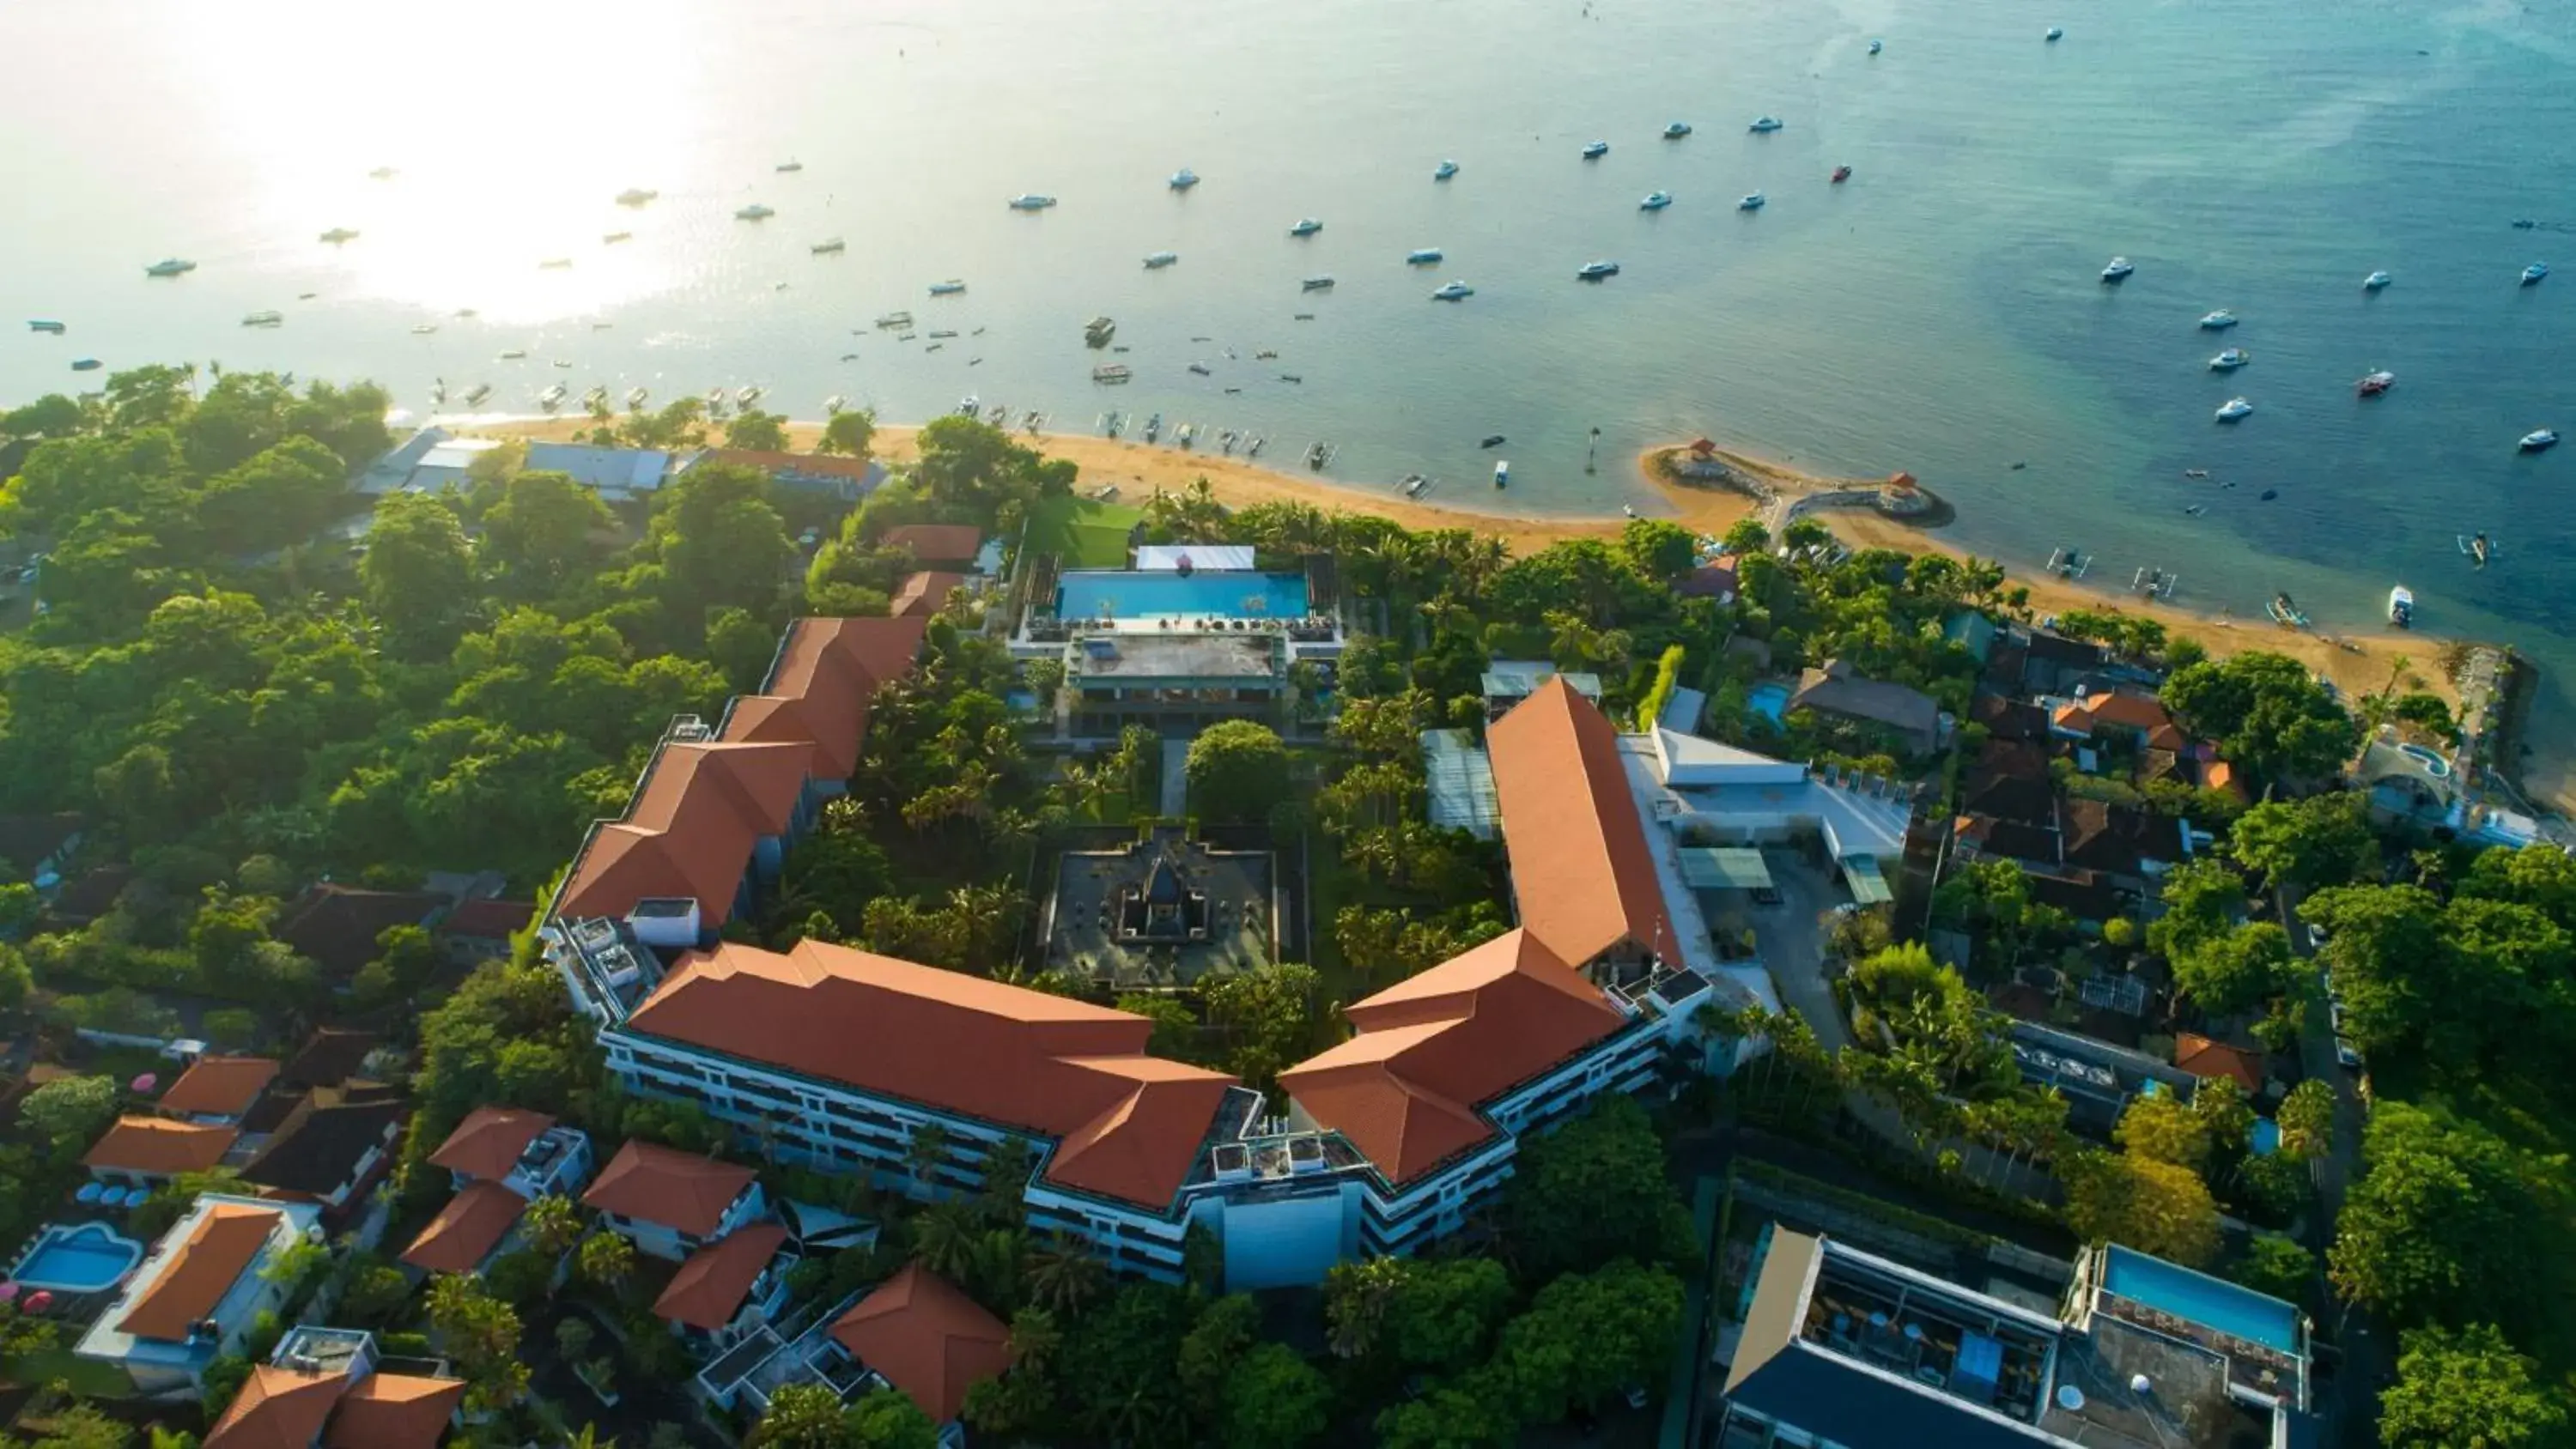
[[360, 491, 477, 657], [2378, 1322, 2567, 1449]]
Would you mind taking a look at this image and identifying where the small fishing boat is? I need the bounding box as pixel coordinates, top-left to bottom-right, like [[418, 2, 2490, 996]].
[[2184, 469, 2209, 479], [603, 231, 633, 244], [2267, 592, 2310, 628], [1303, 276, 1336, 291], [538, 257, 573, 270], [2045, 546, 2090, 579], [2133, 567, 2178, 600], [812, 238, 846, 254], [2364, 270, 2392, 291], [241, 311, 283, 327], [2521, 428, 2561, 452], [2208, 348, 2251, 371], [1868, 38, 1883, 54], [2522, 262, 2549, 285], [927, 329, 958, 339], [735, 203, 775, 221], [1738, 192, 1766, 210], [27, 320, 66, 334], [1144, 413, 1163, 441], [553, 359, 573, 368], [1406, 247, 1444, 265], [319, 227, 359, 244], [431, 379, 447, 403], [823, 396, 847, 415], [1007, 194, 1058, 211], [1169, 167, 1200, 190], [738, 386, 763, 406], [144, 258, 197, 277], [1481, 434, 1507, 448], [626, 386, 649, 408], [1640, 191, 1673, 211], [1581, 141, 1610, 159], [2101, 257, 2135, 282], [2357, 370, 2395, 397], [1434, 160, 1460, 180], [1400, 474, 1430, 498], [1279, 373, 1303, 383], [1494, 460, 1510, 488], [1831, 165, 1852, 183], [499, 349, 527, 360], [616, 188, 658, 206], [582, 387, 607, 408], [1431, 280, 1475, 300], [2215, 397, 2255, 422], [1577, 260, 1620, 280], [875, 311, 914, 329], [1748, 116, 1784, 132], [1188, 362, 1212, 376], [2199, 309, 2239, 330], [464, 383, 492, 406], [775, 160, 804, 173], [2045, 26, 2064, 41], [1143, 252, 1179, 269], [539, 384, 568, 408], [70, 357, 102, 372], [1289, 218, 1323, 237], [411, 324, 438, 335], [1092, 364, 1133, 384], [706, 387, 731, 415], [958, 396, 981, 419], [1176, 422, 1196, 447], [1664, 122, 1692, 138], [2459, 533, 2494, 567], [928, 279, 967, 294], [2387, 585, 2414, 627]]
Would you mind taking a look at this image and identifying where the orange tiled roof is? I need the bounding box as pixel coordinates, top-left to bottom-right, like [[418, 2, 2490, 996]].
[[628, 939, 1235, 1208], [426, 1106, 553, 1182], [582, 1140, 757, 1236], [158, 1055, 281, 1119], [893, 571, 968, 619], [122, 1202, 283, 1342], [725, 615, 929, 779], [878, 523, 983, 564], [83, 1116, 239, 1176], [704, 448, 877, 481], [653, 1222, 789, 1331], [2173, 1033, 2265, 1094], [204, 1362, 347, 1447], [829, 1264, 1014, 1422], [324, 1372, 467, 1449], [1280, 930, 1628, 1184], [399, 1180, 526, 1274], [554, 739, 814, 924], [1487, 677, 1675, 967]]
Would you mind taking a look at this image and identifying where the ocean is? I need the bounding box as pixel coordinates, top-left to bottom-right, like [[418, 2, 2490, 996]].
[[3, 0, 2573, 783]]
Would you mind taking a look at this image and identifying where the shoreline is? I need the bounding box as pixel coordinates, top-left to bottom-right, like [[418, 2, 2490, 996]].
[[484, 413, 2521, 781]]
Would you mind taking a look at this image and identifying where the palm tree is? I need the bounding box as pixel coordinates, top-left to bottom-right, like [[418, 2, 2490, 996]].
[[1005, 1306, 1064, 1375], [977, 1137, 1036, 1222], [906, 1121, 953, 1193], [567, 1422, 617, 1449], [1023, 1233, 1107, 1315], [1324, 1257, 1405, 1360], [911, 1201, 981, 1280]]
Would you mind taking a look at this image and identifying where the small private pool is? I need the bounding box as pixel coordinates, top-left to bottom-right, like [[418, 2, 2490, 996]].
[[8, 1222, 146, 1294], [2100, 1245, 2300, 1354], [1747, 682, 1790, 725], [2397, 742, 2452, 779], [1056, 569, 1309, 621]]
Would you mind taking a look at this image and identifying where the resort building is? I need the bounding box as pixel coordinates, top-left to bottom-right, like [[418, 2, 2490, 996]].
[[1720, 1228, 2314, 1448], [75, 1194, 325, 1392], [203, 1325, 465, 1449], [399, 1108, 592, 1275], [361, 427, 672, 501], [234, 1083, 409, 1221], [829, 1264, 1015, 1446], [1014, 556, 1341, 737], [82, 1116, 241, 1186], [583, 1139, 769, 1262], [652, 1222, 799, 1355]]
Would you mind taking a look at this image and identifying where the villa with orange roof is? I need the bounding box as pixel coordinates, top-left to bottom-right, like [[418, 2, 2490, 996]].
[[75, 1194, 324, 1391], [584, 1138, 767, 1261], [399, 1106, 592, 1276], [202, 1325, 465, 1449]]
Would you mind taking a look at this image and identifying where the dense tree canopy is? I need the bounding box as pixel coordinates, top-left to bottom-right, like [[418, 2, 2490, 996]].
[[2330, 1100, 2550, 1331], [2161, 651, 2360, 783], [1185, 719, 1291, 823], [2378, 1322, 2568, 1449]]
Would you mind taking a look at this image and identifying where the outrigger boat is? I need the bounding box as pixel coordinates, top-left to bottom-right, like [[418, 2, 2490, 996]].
[[2044, 546, 2091, 579], [2267, 592, 2311, 628]]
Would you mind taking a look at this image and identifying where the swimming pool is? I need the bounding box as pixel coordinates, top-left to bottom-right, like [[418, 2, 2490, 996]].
[[2100, 1245, 2300, 1353], [1055, 570, 1309, 621], [1747, 682, 1790, 724], [2397, 743, 2453, 779], [9, 1222, 146, 1294]]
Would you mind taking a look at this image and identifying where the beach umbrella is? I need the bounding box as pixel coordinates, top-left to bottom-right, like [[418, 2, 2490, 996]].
[[74, 1182, 101, 1205], [131, 1073, 157, 1094], [24, 1291, 52, 1313], [0, 1282, 18, 1303]]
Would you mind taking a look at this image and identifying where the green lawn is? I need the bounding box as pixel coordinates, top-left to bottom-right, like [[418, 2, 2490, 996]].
[[1027, 494, 1144, 569], [4, 1348, 136, 1398]]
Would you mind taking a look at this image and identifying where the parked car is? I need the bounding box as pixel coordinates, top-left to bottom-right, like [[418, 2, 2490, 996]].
[[2306, 922, 2330, 950], [2336, 1037, 2363, 1070]]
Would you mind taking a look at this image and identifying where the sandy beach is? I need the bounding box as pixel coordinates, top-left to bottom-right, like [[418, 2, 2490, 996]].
[[486, 414, 2448, 711]]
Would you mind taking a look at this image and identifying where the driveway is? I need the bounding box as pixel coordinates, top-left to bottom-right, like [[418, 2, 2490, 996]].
[[2281, 884, 2390, 1446]]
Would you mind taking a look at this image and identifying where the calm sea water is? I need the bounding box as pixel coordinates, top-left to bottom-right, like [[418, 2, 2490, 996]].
[[3, 0, 2572, 770]]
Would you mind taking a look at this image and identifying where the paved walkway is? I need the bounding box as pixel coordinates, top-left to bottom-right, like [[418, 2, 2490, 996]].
[[1159, 737, 1191, 818]]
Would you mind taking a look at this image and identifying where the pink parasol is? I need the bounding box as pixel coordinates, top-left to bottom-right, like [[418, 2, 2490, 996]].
[[131, 1073, 158, 1094]]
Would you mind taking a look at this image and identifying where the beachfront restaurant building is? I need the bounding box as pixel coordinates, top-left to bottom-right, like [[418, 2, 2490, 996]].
[[1014, 560, 1342, 736]]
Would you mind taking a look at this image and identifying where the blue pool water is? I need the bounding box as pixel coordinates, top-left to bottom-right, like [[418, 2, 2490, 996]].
[[2101, 1245, 2299, 1353], [1055, 570, 1309, 621], [10, 1222, 146, 1294], [1747, 682, 1790, 724]]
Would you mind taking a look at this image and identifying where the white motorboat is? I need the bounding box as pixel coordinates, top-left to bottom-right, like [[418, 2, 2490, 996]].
[[2045, 26, 2064, 40], [2199, 309, 2239, 330], [319, 227, 359, 245], [1749, 116, 1784, 132], [2523, 262, 2550, 285], [1640, 191, 1673, 210], [2208, 348, 2251, 371], [1738, 192, 1766, 210], [27, 320, 66, 334], [144, 258, 197, 277], [1290, 218, 1323, 236], [1169, 167, 1200, 190], [1302, 276, 1335, 291], [410, 324, 438, 335], [1008, 194, 1057, 210], [2101, 257, 2135, 282], [928, 279, 967, 294], [1663, 122, 1692, 138], [1406, 247, 1444, 264], [2521, 428, 2561, 452], [2387, 586, 2414, 628], [625, 387, 648, 408], [1581, 141, 1609, 158], [735, 203, 775, 221], [2364, 270, 2392, 291], [1142, 252, 1179, 269], [1431, 280, 1474, 300], [1577, 260, 1621, 280], [737, 386, 763, 407], [241, 311, 283, 327], [811, 238, 845, 254], [2215, 397, 2255, 422], [1868, 39, 1883, 54], [539, 384, 568, 407], [616, 188, 658, 206], [1434, 160, 1460, 180], [1494, 460, 1510, 488], [2357, 371, 2395, 397]]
